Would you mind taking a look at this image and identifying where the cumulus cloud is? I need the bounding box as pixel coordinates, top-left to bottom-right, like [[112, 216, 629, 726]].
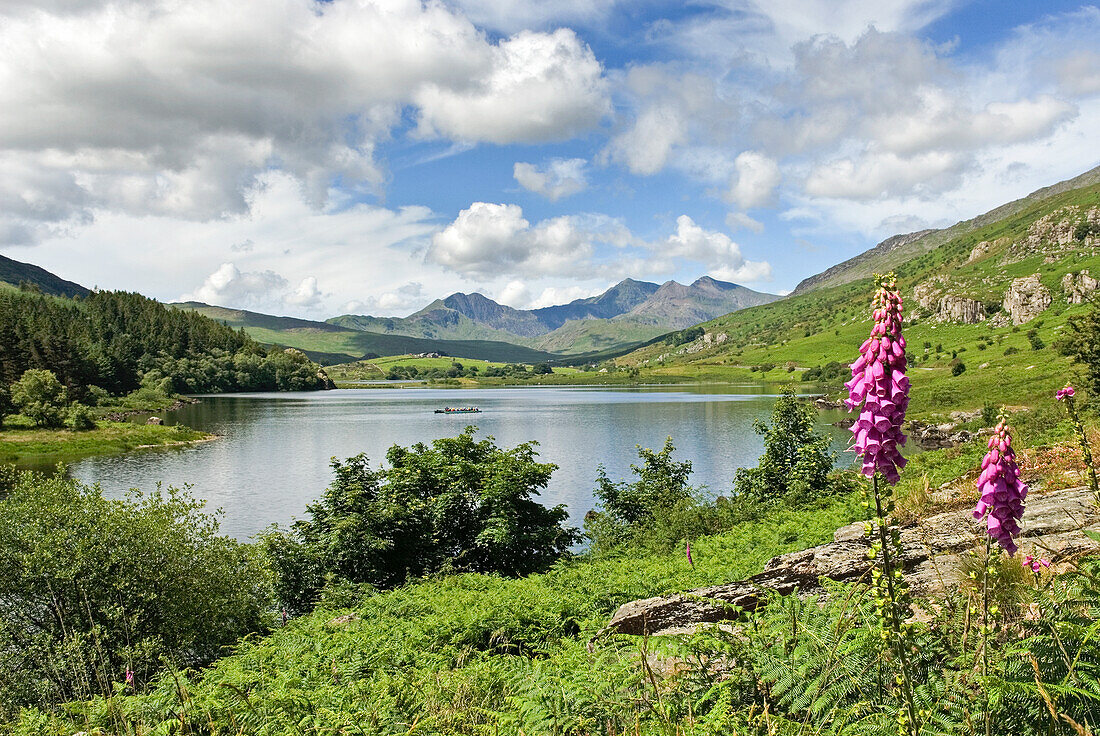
[[727, 151, 781, 209], [513, 158, 588, 200], [0, 0, 611, 244], [184, 263, 289, 309], [664, 215, 772, 282], [414, 29, 609, 144], [603, 67, 732, 177], [286, 276, 323, 308]]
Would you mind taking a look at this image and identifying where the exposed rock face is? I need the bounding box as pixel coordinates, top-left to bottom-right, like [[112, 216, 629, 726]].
[[1003, 274, 1052, 325], [146, 416, 163, 425], [937, 295, 984, 324], [317, 369, 337, 390], [1062, 270, 1100, 304], [911, 280, 984, 324], [604, 486, 1100, 637]]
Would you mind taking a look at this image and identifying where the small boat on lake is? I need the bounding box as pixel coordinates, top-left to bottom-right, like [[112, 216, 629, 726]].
[[434, 406, 481, 414]]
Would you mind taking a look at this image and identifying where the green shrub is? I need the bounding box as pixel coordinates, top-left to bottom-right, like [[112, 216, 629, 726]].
[[10, 368, 67, 427], [0, 467, 272, 714], [263, 428, 579, 614], [733, 388, 837, 505], [952, 362, 967, 376], [64, 402, 96, 430]]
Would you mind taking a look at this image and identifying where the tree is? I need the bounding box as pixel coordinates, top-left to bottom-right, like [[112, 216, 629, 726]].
[[10, 368, 67, 427], [0, 467, 272, 712], [264, 428, 578, 613], [733, 388, 836, 505], [592, 437, 693, 527], [0, 384, 12, 424], [531, 362, 553, 375]]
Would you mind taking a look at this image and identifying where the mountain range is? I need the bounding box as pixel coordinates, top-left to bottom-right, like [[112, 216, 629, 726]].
[[328, 276, 777, 354]]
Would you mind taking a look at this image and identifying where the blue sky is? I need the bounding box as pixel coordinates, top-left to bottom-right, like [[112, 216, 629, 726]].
[[2, 0, 1099, 317]]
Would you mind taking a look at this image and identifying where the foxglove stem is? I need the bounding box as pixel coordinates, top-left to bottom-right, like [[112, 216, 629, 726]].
[[980, 533, 993, 736], [1058, 386, 1099, 505], [871, 475, 920, 736]]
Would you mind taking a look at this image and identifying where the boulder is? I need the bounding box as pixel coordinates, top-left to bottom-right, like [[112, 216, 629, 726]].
[[1062, 270, 1100, 304], [1003, 274, 1051, 325], [146, 416, 163, 425], [603, 485, 1100, 637], [937, 295, 984, 324]]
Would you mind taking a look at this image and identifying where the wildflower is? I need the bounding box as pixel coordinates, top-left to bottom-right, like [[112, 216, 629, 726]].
[[974, 418, 1028, 555], [125, 669, 134, 686], [1055, 383, 1100, 503], [1023, 554, 1050, 572], [846, 273, 909, 484], [685, 540, 694, 568], [1056, 384, 1075, 401]]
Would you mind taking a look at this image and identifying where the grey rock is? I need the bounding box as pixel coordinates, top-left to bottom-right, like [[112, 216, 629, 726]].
[[604, 486, 1100, 636], [1003, 274, 1051, 325], [1062, 270, 1100, 304]]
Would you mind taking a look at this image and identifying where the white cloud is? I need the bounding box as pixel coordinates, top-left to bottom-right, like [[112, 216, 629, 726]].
[[414, 29, 610, 144], [513, 158, 588, 200], [804, 150, 969, 200], [448, 0, 620, 33], [727, 151, 781, 209], [184, 263, 288, 309], [0, 0, 611, 244], [287, 276, 323, 308], [726, 212, 765, 233], [664, 215, 772, 283], [603, 67, 732, 177]]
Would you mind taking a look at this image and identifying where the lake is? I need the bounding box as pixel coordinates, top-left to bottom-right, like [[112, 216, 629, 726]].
[[68, 385, 853, 539]]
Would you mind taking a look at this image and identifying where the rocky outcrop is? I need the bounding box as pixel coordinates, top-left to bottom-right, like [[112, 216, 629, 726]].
[[911, 280, 984, 324], [1003, 274, 1051, 325], [604, 486, 1100, 637], [907, 421, 977, 449], [937, 295, 984, 324], [1062, 270, 1100, 304], [317, 369, 337, 390]]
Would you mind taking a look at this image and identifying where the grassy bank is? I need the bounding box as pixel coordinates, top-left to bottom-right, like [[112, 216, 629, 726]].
[[0, 420, 214, 466]]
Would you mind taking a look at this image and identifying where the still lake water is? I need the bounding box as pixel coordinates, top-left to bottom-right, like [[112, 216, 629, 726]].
[[67, 385, 852, 540]]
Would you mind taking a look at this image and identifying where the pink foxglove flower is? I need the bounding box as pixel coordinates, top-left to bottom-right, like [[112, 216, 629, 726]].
[[685, 540, 694, 568], [846, 274, 909, 484], [1056, 384, 1075, 401], [974, 419, 1028, 555], [1023, 554, 1050, 572], [125, 669, 134, 686]]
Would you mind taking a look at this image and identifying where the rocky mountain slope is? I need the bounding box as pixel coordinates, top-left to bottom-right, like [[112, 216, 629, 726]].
[[619, 169, 1100, 415], [330, 276, 778, 354], [792, 164, 1100, 295]]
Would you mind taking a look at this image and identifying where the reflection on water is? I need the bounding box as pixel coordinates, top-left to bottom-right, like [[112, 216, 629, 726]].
[[63, 386, 852, 539]]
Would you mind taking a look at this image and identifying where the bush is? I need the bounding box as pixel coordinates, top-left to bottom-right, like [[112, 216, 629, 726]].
[[64, 402, 96, 430], [952, 362, 967, 376], [531, 362, 553, 375], [1004, 346, 1019, 356], [981, 402, 999, 426], [0, 467, 272, 713], [733, 388, 837, 505], [264, 428, 579, 613], [10, 368, 68, 427]]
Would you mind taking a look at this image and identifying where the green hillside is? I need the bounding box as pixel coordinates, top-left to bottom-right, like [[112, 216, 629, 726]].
[[620, 180, 1100, 417], [792, 163, 1100, 294], [174, 302, 566, 364], [0, 253, 89, 298]]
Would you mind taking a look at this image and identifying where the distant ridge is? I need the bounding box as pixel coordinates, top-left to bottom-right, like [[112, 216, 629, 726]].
[[0, 253, 89, 298], [329, 276, 777, 354], [792, 163, 1100, 295]]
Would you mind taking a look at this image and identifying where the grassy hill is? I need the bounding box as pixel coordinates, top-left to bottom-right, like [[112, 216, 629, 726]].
[[619, 178, 1100, 418], [173, 302, 567, 364], [0, 253, 89, 298], [792, 164, 1100, 295]]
